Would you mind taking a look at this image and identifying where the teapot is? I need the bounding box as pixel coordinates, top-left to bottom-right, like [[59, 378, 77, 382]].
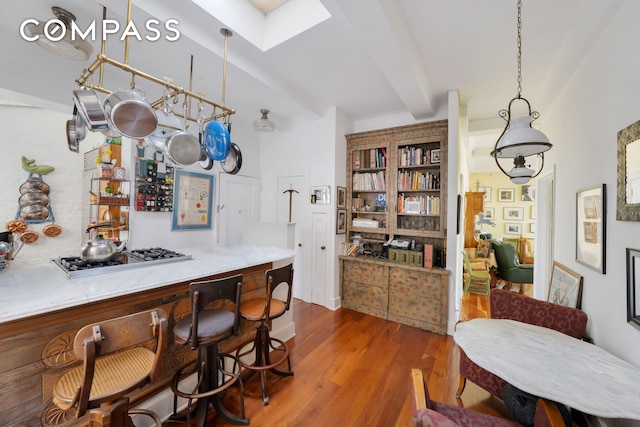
[[80, 224, 127, 263]]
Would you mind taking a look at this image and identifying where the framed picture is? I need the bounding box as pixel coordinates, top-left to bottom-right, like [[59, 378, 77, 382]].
[[483, 207, 495, 220], [172, 171, 214, 230], [626, 248, 640, 330], [311, 185, 331, 204], [529, 223, 536, 233], [576, 184, 606, 274], [430, 149, 441, 164], [498, 188, 515, 202], [336, 209, 346, 234], [337, 186, 346, 208], [505, 223, 521, 235], [548, 261, 584, 309], [477, 185, 492, 203], [405, 200, 421, 214], [503, 207, 524, 221], [521, 185, 535, 201], [530, 205, 536, 220]]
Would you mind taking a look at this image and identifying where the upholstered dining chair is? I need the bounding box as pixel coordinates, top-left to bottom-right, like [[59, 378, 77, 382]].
[[52, 309, 167, 426], [411, 368, 568, 427], [462, 250, 491, 295], [235, 263, 294, 405]]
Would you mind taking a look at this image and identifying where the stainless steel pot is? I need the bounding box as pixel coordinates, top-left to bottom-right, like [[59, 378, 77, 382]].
[[18, 192, 50, 207], [66, 106, 86, 152], [18, 204, 50, 221], [166, 130, 201, 165], [19, 177, 50, 194], [73, 89, 109, 131], [104, 89, 158, 139], [221, 142, 242, 174], [80, 224, 127, 263]]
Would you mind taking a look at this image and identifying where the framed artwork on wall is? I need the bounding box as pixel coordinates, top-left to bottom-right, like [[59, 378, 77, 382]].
[[477, 185, 492, 203], [503, 207, 524, 221], [576, 184, 606, 274], [548, 261, 584, 309], [505, 223, 521, 235], [483, 207, 495, 220], [172, 171, 214, 230], [337, 186, 346, 208], [498, 188, 515, 202], [336, 209, 346, 234], [626, 248, 640, 330]]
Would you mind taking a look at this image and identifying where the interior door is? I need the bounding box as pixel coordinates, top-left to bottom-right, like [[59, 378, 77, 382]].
[[218, 174, 260, 245], [277, 175, 310, 302], [310, 212, 328, 306]]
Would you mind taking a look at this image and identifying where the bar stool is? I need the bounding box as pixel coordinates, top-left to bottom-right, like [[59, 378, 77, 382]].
[[170, 274, 249, 426], [52, 309, 167, 426], [235, 263, 294, 405]]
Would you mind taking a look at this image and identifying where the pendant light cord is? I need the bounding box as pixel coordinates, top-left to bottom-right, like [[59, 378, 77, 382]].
[[516, 0, 523, 98]]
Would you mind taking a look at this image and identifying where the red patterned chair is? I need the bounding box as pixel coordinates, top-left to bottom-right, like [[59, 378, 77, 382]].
[[456, 288, 588, 400], [411, 369, 566, 427]]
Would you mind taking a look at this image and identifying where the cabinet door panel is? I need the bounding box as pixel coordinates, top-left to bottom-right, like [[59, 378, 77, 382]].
[[389, 268, 441, 297], [343, 261, 386, 286]]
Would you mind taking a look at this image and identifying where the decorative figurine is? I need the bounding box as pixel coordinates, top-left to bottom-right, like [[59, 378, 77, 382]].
[[21, 156, 55, 175]]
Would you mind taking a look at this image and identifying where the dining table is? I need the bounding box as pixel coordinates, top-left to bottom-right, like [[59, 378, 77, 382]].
[[454, 318, 640, 420]]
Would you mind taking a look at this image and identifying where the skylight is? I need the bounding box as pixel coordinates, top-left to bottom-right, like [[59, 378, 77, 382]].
[[191, 0, 331, 52]]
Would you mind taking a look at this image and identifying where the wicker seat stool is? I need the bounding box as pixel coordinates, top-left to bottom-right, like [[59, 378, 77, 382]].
[[52, 309, 167, 426], [170, 274, 249, 427]]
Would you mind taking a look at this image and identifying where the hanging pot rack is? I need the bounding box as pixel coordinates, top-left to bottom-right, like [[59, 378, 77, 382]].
[[74, 1, 234, 125]]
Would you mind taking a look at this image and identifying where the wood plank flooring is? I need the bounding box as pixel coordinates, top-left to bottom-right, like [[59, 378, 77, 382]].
[[165, 290, 521, 427]]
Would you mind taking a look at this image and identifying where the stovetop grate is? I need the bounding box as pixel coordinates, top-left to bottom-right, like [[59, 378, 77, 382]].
[[52, 248, 192, 279]]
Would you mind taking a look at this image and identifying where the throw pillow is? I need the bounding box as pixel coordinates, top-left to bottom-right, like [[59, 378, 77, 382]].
[[476, 240, 491, 258]]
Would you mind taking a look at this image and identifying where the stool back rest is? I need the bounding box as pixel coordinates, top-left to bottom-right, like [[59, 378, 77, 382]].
[[189, 274, 243, 347], [265, 264, 294, 322], [71, 309, 168, 412]]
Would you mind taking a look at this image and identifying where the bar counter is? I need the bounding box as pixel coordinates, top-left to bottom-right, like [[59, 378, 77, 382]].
[[0, 243, 295, 426]]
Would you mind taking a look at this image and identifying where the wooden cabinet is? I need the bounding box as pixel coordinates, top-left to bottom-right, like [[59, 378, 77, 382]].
[[340, 257, 448, 334], [345, 120, 448, 258], [463, 191, 485, 248]]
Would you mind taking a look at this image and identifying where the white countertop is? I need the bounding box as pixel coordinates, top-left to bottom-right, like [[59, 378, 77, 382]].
[[0, 244, 295, 324], [455, 318, 640, 419]]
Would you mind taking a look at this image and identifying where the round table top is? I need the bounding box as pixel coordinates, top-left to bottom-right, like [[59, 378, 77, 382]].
[[454, 318, 640, 419]]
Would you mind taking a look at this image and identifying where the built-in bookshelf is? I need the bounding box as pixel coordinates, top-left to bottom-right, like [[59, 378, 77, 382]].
[[344, 120, 448, 264]]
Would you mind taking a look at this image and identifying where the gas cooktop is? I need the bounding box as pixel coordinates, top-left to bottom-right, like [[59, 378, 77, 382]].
[[52, 247, 192, 279]]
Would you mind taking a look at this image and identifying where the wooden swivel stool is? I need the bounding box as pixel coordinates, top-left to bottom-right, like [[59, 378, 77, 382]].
[[52, 309, 167, 426], [170, 274, 249, 426], [235, 263, 294, 405]]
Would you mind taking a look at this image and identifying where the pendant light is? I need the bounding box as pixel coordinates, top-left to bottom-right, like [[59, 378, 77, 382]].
[[253, 109, 275, 132], [24, 7, 93, 61], [491, 0, 551, 184]]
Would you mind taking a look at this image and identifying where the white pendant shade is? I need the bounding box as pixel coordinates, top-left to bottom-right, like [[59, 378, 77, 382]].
[[253, 109, 275, 132], [495, 115, 551, 158], [508, 163, 535, 184], [25, 22, 93, 61]]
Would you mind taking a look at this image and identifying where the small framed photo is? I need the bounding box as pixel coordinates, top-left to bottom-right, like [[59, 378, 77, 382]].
[[405, 200, 421, 214], [521, 184, 536, 201], [548, 262, 584, 308], [477, 185, 492, 203], [529, 223, 536, 233], [311, 185, 331, 204], [503, 207, 524, 221], [576, 184, 606, 273], [505, 222, 521, 235], [337, 186, 346, 208], [483, 207, 495, 220], [336, 209, 346, 234], [530, 205, 536, 220], [498, 188, 515, 202], [430, 149, 441, 164]]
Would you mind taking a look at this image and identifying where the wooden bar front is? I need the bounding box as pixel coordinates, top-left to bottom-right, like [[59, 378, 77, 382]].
[[0, 262, 272, 426]]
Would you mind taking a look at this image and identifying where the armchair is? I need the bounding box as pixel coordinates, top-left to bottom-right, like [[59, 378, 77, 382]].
[[491, 240, 533, 291]]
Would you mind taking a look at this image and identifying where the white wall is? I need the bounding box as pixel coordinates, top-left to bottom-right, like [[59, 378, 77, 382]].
[[0, 103, 263, 268], [543, 0, 640, 367]]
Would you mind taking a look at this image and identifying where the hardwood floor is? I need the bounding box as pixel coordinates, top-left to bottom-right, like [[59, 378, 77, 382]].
[[166, 290, 524, 427]]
